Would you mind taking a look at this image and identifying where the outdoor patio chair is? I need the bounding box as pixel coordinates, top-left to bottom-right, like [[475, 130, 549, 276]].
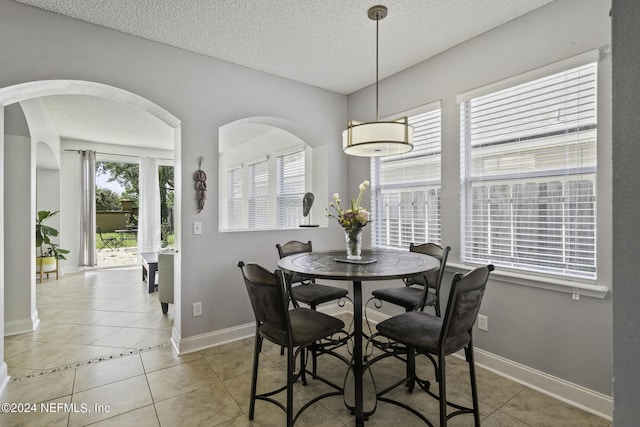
[[97, 226, 119, 251]]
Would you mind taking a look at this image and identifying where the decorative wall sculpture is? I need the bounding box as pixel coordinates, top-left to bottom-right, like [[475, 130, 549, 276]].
[[194, 157, 207, 213]]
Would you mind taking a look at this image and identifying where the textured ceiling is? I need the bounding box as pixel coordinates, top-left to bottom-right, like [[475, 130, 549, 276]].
[[13, 0, 555, 94], [41, 95, 175, 149], [12, 0, 555, 150]]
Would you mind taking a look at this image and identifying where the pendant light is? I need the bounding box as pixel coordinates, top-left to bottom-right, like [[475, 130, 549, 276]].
[[343, 5, 413, 157]]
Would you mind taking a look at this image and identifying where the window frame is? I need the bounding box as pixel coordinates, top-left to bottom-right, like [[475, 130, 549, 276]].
[[459, 54, 599, 283]]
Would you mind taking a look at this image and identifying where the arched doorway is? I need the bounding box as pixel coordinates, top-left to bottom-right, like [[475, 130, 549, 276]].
[[0, 80, 182, 389]]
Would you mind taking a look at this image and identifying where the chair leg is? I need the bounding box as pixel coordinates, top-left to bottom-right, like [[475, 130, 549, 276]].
[[438, 353, 448, 427], [249, 334, 262, 420], [406, 345, 416, 392], [466, 342, 481, 427], [287, 345, 294, 427], [299, 346, 307, 385], [403, 307, 415, 391], [309, 303, 318, 376]]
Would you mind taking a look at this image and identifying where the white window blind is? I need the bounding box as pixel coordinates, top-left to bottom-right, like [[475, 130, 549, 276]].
[[371, 108, 442, 249], [227, 166, 243, 229], [276, 150, 305, 227], [460, 62, 597, 279], [248, 159, 269, 229]]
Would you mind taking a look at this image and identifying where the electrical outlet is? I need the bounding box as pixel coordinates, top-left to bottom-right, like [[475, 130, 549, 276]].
[[477, 314, 488, 332], [193, 302, 202, 317]]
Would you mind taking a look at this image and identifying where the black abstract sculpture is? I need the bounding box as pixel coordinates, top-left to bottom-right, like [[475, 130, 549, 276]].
[[300, 192, 319, 227], [303, 192, 315, 217]]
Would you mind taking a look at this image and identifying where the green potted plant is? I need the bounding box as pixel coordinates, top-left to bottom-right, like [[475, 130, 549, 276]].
[[35, 210, 69, 276]]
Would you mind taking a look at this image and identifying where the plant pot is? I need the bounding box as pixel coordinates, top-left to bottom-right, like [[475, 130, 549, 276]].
[[36, 256, 57, 273]]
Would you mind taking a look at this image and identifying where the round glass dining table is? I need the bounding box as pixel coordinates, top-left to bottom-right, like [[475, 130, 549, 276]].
[[278, 249, 440, 426]]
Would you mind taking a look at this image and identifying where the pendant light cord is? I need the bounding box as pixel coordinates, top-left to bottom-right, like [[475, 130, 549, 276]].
[[375, 16, 380, 121]]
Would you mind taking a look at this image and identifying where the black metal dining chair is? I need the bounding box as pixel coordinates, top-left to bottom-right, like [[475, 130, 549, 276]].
[[367, 242, 450, 317], [237, 261, 349, 427], [367, 264, 494, 426], [276, 240, 349, 310], [276, 240, 351, 373]]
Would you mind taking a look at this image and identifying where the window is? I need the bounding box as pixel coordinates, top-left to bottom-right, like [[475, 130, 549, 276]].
[[227, 165, 243, 229], [276, 150, 305, 227], [219, 121, 323, 231], [371, 107, 442, 249], [460, 62, 597, 279], [248, 159, 269, 229]]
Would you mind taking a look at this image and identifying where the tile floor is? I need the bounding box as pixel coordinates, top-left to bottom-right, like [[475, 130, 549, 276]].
[[1, 267, 610, 426], [96, 247, 138, 269]]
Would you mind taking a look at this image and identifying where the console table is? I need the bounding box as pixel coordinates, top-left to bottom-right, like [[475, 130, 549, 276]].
[[141, 252, 158, 293]]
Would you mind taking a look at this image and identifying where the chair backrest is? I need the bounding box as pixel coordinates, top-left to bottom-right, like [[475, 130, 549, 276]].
[[276, 240, 312, 258], [237, 261, 290, 337], [439, 264, 494, 354], [407, 243, 451, 291], [276, 241, 314, 287], [96, 226, 104, 237]]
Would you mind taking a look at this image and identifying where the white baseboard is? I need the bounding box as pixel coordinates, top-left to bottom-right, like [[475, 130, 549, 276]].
[[0, 362, 9, 394], [471, 348, 612, 421], [4, 310, 40, 336], [174, 322, 255, 355], [170, 326, 182, 355]]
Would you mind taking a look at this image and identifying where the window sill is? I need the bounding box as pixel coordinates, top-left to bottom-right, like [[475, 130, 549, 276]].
[[445, 262, 608, 299], [219, 225, 326, 233]]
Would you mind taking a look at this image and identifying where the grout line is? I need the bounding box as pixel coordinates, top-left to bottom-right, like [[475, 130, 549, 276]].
[[68, 368, 77, 427], [9, 340, 171, 382], [490, 389, 535, 427], [140, 352, 164, 426]]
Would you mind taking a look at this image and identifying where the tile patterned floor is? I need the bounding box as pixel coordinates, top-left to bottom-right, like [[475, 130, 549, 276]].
[[1, 267, 611, 426]]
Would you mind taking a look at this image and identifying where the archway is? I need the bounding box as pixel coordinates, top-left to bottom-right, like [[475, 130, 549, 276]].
[[0, 80, 182, 390]]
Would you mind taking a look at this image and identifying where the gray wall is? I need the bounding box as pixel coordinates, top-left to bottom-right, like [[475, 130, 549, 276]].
[[4, 134, 34, 330], [0, 0, 348, 342], [3, 104, 28, 137], [348, 0, 612, 395], [612, 0, 640, 423], [0, 0, 622, 407]]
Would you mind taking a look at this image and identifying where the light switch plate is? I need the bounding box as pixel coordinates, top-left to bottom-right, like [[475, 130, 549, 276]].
[[193, 302, 202, 317], [193, 221, 202, 235]]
